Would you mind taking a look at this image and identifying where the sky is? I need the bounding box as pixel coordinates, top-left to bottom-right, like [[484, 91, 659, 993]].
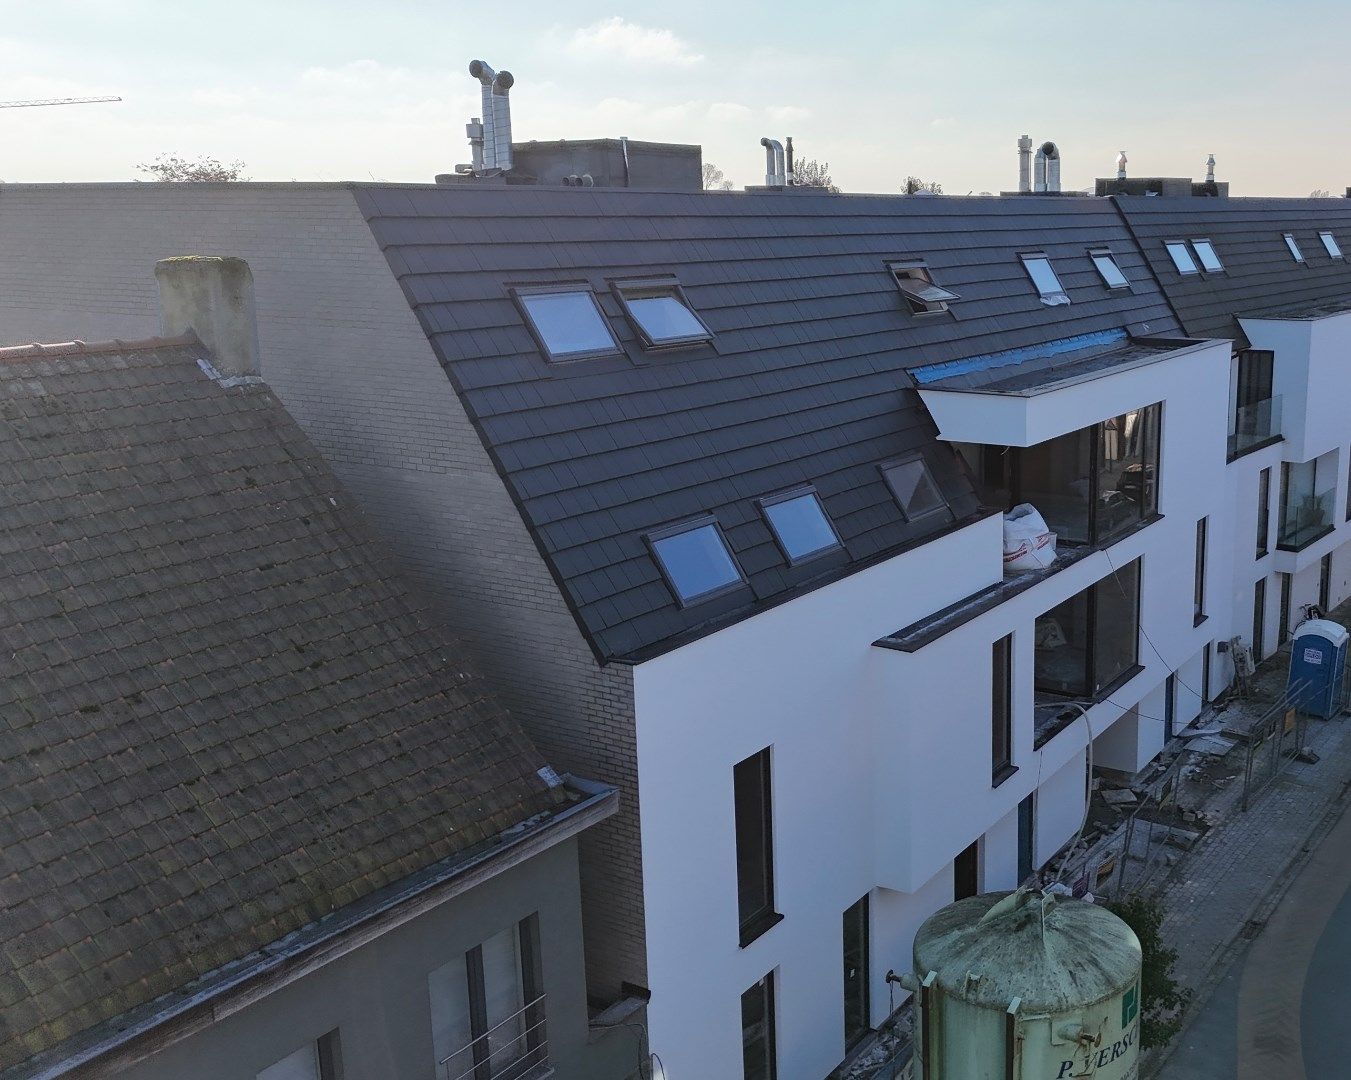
[[4, 0, 1350, 196]]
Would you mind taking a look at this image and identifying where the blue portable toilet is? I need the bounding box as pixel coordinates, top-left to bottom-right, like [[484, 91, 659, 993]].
[[1288, 619, 1349, 719]]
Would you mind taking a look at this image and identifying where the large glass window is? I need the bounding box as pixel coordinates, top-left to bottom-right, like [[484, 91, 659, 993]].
[[761, 489, 840, 563], [735, 749, 780, 946], [1020, 254, 1069, 305], [742, 973, 777, 1080], [843, 895, 871, 1050], [517, 289, 619, 361], [1279, 458, 1335, 550], [649, 519, 743, 605], [1165, 241, 1199, 275], [992, 635, 1013, 781], [1231, 350, 1278, 457], [615, 282, 712, 348], [1034, 560, 1141, 699]]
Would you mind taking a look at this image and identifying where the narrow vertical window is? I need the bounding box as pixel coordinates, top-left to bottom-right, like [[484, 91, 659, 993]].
[[257, 1033, 342, 1080], [1257, 467, 1271, 558], [735, 749, 781, 946], [1279, 573, 1293, 645], [1017, 794, 1036, 883], [992, 635, 1014, 783], [742, 973, 777, 1080], [1253, 578, 1267, 662], [1193, 518, 1208, 624], [842, 895, 871, 1050], [1164, 673, 1176, 741], [1345, 450, 1351, 521], [1202, 643, 1212, 706], [1320, 553, 1332, 612], [954, 840, 980, 901]]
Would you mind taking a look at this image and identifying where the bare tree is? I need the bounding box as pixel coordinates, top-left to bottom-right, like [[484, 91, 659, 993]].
[[902, 175, 943, 195], [137, 154, 249, 182], [1310, 188, 1334, 198], [702, 162, 734, 191], [791, 158, 838, 192]]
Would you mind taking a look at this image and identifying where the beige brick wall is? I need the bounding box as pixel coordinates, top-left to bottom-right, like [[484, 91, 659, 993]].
[[0, 183, 646, 1001]]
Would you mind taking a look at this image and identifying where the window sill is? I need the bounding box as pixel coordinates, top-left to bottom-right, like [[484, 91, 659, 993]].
[[739, 910, 784, 949], [992, 763, 1019, 789]]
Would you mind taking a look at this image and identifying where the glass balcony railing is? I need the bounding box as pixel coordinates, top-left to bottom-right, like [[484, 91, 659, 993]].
[[1228, 395, 1282, 457], [1278, 485, 1336, 550]]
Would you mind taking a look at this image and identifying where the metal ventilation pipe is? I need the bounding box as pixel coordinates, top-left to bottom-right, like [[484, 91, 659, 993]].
[[1017, 134, 1033, 193], [466, 117, 485, 173], [491, 69, 515, 171], [1035, 141, 1061, 193], [1116, 150, 1128, 180], [469, 60, 499, 169], [1206, 154, 1216, 183], [785, 136, 795, 185], [760, 137, 785, 187]]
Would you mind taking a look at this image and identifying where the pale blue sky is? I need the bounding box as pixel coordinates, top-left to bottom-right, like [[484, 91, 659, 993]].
[[5, 0, 1349, 194]]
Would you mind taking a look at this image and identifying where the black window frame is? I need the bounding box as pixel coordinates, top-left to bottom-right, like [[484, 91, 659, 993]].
[[1034, 559, 1143, 701], [1279, 571, 1293, 646], [1164, 240, 1199, 275], [454, 915, 542, 1080], [1321, 230, 1345, 260], [1193, 517, 1208, 626], [1019, 252, 1070, 305], [512, 283, 623, 363], [954, 840, 980, 901], [1257, 467, 1272, 558], [1321, 553, 1333, 612], [734, 748, 782, 948], [842, 894, 871, 1051], [645, 515, 747, 607], [1017, 793, 1037, 883], [742, 972, 778, 1080], [1253, 577, 1267, 661], [757, 485, 842, 565], [1191, 238, 1224, 273], [888, 260, 960, 315], [992, 634, 1015, 785], [1088, 248, 1130, 290], [1284, 233, 1306, 264], [611, 277, 714, 350], [879, 453, 952, 524], [1345, 448, 1351, 522]]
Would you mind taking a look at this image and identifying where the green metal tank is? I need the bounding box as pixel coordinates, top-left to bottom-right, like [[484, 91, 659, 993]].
[[910, 889, 1142, 1080]]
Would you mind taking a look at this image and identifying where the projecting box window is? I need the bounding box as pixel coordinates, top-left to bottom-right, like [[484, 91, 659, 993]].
[[1321, 231, 1344, 259], [647, 517, 745, 605], [1164, 241, 1199, 275], [890, 262, 960, 315], [1192, 239, 1224, 273], [614, 280, 713, 348], [1284, 233, 1306, 263], [1089, 249, 1129, 289], [759, 487, 841, 564], [1019, 254, 1069, 305], [880, 455, 951, 523], [515, 286, 620, 362]]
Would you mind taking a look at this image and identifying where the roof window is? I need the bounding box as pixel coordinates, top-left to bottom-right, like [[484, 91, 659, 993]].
[[516, 287, 619, 362], [615, 281, 712, 348], [648, 517, 744, 605], [1284, 233, 1306, 263], [1089, 249, 1129, 289], [1164, 241, 1199, 275], [881, 456, 950, 522], [1192, 239, 1224, 273], [760, 488, 841, 563], [890, 263, 960, 315], [1020, 254, 1069, 306], [1321, 231, 1344, 259]]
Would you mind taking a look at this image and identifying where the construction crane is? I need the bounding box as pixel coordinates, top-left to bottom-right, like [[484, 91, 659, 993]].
[[0, 96, 120, 110]]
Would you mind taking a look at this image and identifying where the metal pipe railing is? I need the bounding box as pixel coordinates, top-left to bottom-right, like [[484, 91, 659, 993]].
[[438, 993, 548, 1080]]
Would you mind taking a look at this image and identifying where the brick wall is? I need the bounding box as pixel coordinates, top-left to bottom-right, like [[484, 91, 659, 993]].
[[0, 183, 647, 1001]]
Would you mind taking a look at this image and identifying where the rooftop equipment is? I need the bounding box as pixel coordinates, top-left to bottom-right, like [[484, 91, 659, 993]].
[[1018, 135, 1034, 193], [1035, 141, 1062, 193], [759, 137, 786, 187], [467, 59, 515, 172], [906, 889, 1141, 1079]]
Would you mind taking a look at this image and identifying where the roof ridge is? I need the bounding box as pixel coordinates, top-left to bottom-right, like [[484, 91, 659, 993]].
[[0, 333, 198, 363]]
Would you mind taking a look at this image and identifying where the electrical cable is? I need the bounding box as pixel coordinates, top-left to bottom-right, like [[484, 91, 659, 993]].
[[1100, 545, 1207, 702]]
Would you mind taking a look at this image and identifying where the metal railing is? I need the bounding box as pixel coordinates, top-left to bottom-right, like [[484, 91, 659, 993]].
[[1228, 395, 1282, 457], [439, 994, 548, 1080], [1241, 679, 1314, 810]]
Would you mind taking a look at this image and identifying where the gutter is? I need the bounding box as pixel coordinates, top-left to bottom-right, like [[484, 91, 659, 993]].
[[11, 777, 618, 1080]]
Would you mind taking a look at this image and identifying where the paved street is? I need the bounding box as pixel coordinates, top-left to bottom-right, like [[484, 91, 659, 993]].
[[1160, 796, 1351, 1079]]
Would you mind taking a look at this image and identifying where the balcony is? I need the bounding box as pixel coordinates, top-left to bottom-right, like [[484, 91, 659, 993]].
[[1278, 485, 1336, 551], [439, 994, 550, 1080], [1228, 395, 1282, 459]]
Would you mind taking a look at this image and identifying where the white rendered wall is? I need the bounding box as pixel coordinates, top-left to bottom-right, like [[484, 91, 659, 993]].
[[632, 340, 1231, 1079]]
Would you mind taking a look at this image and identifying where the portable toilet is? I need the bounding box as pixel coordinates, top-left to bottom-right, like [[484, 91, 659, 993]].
[[1288, 619, 1349, 719]]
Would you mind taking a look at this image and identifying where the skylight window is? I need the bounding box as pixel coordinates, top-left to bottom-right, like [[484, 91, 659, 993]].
[[1020, 254, 1069, 306], [1164, 241, 1199, 275], [615, 281, 712, 348], [1321, 231, 1344, 259], [648, 518, 744, 605], [1284, 233, 1306, 263], [1089, 250, 1129, 289], [517, 288, 619, 362], [881, 457, 950, 522], [890, 263, 960, 315], [1192, 239, 1224, 273], [760, 489, 840, 563]]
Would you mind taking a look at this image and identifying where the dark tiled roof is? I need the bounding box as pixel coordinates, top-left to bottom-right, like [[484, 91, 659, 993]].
[[0, 340, 561, 1072], [354, 185, 1181, 662], [1112, 196, 1351, 340]]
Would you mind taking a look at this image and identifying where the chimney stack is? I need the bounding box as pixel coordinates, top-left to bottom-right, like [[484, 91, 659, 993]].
[[1034, 141, 1061, 193], [154, 256, 260, 379], [1205, 154, 1216, 184], [468, 60, 515, 172], [1116, 150, 1128, 180], [1017, 135, 1033, 193], [760, 137, 786, 187]]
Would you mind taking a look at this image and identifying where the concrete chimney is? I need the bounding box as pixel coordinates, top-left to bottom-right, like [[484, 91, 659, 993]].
[[1205, 154, 1216, 184], [1116, 151, 1128, 180], [154, 256, 260, 379], [1017, 135, 1033, 193]]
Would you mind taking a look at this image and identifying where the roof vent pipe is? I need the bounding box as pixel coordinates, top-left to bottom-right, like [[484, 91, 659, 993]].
[[466, 117, 485, 173], [1116, 150, 1128, 180], [1206, 154, 1216, 183], [490, 69, 515, 171], [1034, 141, 1060, 193], [760, 137, 785, 187], [1017, 134, 1033, 193], [785, 136, 795, 185], [468, 60, 498, 169]]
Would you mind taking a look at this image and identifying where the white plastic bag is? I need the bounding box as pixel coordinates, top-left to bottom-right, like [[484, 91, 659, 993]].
[[1003, 503, 1057, 572]]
